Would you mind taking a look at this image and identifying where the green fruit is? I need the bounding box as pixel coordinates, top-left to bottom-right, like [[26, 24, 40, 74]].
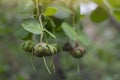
[[48, 45, 54, 54], [74, 50, 83, 58], [22, 40, 35, 53], [34, 43, 43, 57], [22, 43, 28, 51], [70, 47, 84, 58], [38, 47, 42, 52], [70, 51, 82, 58], [53, 47, 57, 54], [41, 43, 49, 54], [34, 43, 57, 57], [48, 45, 57, 55], [34, 43, 49, 57]]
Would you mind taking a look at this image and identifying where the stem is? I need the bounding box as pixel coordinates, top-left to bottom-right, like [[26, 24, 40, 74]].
[[43, 56, 51, 74], [44, 31, 48, 43], [77, 63, 80, 72], [29, 54, 36, 71], [52, 26, 57, 42], [39, 16, 44, 42], [53, 63, 56, 73], [66, 53, 69, 66], [50, 56, 56, 73], [35, 0, 39, 18], [35, 0, 44, 42]]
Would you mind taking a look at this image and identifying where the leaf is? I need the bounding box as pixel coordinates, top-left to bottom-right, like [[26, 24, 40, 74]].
[[21, 18, 42, 34], [80, 15, 85, 19], [61, 22, 77, 41], [93, 0, 103, 5], [112, 10, 120, 22], [44, 29, 56, 38], [54, 5, 72, 19], [78, 34, 90, 46], [46, 17, 56, 28], [90, 6, 108, 23], [18, 0, 35, 13], [107, 0, 120, 9], [13, 25, 29, 39], [22, 33, 33, 40], [44, 7, 57, 16]]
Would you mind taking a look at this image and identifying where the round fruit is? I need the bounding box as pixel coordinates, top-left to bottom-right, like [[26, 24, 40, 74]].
[[70, 50, 83, 58], [34, 44, 43, 57], [34, 43, 57, 57], [48, 45, 57, 55], [22, 40, 35, 53], [70, 47, 86, 58]]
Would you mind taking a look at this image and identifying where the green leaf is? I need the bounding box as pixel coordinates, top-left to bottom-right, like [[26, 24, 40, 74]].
[[61, 22, 77, 41], [78, 34, 90, 46], [90, 6, 108, 23], [80, 15, 85, 19], [46, 17, 56, 28], [22, 33, 33, 40], [13, 25, 29, 39], [44, 29, 56, 38], [54, 5, 72, 19], [93, 0, 103, 5], [112, 10, 120, 22], [18, 0, 35, 13], [21, 18, 42, 34], [44, 7, 57, 16], [107, 0, 120, 9]]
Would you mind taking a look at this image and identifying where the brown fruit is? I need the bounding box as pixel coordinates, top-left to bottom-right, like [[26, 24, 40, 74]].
[[62, 42, 73, 51]]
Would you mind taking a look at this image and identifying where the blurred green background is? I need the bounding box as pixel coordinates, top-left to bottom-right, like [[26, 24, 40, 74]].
[[0, 0, 120, 80]]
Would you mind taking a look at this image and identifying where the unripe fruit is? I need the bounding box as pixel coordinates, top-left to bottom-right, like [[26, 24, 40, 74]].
[[34, 43, 57, 57], [22, 40, 35, 53], [48, 45, 57, 55], [53, 47, 57, 54], [70, 47, 86, 58], [70, 50, 83, 58], [34, 44, 43, 57], [34, 43, 45, 57]]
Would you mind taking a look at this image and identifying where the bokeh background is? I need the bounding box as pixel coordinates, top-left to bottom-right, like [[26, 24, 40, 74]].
[[0, 0, 120, 80]]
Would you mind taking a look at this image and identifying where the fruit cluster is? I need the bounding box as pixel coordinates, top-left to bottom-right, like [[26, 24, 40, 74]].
[[33, 42, 57, 57], [63, 42, 86, 58], [22, 40, 57, 57]]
